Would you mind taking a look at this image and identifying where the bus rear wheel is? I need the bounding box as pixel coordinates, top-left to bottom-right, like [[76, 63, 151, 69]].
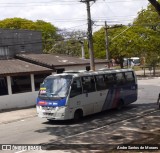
[[117, 100, 124, 110], [73, 109, 83, 122]]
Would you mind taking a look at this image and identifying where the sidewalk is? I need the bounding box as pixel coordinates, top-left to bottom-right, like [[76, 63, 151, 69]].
[[0, 107, 36, 124]]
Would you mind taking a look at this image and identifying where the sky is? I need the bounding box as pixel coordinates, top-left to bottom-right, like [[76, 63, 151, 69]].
[[0, 0, 149, 32]]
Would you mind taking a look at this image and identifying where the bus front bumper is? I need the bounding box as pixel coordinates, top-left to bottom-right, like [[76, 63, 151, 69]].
[[36, 105, 71, 120]]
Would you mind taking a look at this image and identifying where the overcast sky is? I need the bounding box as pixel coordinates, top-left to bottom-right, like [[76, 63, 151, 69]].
[[0, 0, 149, 32]]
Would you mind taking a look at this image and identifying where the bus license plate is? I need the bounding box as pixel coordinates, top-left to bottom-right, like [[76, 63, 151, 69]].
[[42, 110, 51, 113], [43, 113, 54, 116], [42, 107, 53, 113]]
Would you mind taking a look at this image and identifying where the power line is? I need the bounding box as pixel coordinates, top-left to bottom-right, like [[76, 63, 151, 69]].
[[0, 1, 81, 7], [98, 0, 146, 3], [111, 25, 132, 41], [0, 0, 146, 5], [0, 0, 79, 3], [0, 0, 146, 7], [61, 23, 88, 30]]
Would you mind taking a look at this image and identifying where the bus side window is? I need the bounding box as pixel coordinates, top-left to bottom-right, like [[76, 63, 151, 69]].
[[82, 76, 95, 93], [125, 72, 135, 83], [104, 74, 115, 88], [95, 75, 107, 91], [70, 78, 82, 98], [115, 73, 125, 85]]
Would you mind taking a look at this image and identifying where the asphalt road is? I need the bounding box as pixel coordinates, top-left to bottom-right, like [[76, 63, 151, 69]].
[[0, 77, 160, 153], [136, 77, 160, 104]]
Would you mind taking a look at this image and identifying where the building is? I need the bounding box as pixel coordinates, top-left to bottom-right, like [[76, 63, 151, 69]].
[[0, 29, 109, 111], [0, 29, 42, 59], [16, 53, 107, 73], [0, 59, 52, 110], [0, 53, 108, 111]]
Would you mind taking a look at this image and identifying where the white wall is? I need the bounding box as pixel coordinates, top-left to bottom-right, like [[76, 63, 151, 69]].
[[0, 64, 107, 111], [0, 91, 38, 110]]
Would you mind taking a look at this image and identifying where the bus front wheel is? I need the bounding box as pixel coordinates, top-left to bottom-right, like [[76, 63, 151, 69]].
[[73, 109, 83, 122]]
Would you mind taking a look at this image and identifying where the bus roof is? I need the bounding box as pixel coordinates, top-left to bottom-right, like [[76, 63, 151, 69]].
[[46, 68, 134, 79]]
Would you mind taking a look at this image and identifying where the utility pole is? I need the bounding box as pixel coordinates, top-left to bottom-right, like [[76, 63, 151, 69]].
[[105, 21, 109, 61], [104, 21, 110, 68], [80, 0, 95, 71]]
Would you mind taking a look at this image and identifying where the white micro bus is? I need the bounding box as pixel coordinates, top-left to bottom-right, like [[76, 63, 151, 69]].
[[36, 69, 138, 121]]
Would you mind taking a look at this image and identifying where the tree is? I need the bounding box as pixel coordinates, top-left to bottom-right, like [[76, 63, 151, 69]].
[[148, 0, 160, 16], [134, 4, 160, 75], [92, 26, 140, 65], [35, 20, 59, 52], [50, 29, 87, 57], [93, 28, 106, 59], [91, 0, 160, 71], [0, 18, 37, 30]]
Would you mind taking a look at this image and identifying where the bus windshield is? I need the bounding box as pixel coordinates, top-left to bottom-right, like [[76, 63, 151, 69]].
[[38, 75, 72, 100]]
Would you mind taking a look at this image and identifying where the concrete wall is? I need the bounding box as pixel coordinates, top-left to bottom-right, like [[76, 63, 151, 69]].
[[57, 63, 107, 71], [0, 91, 38, 111], [0, 29, 42, 59], [0, 64, 107, 111]]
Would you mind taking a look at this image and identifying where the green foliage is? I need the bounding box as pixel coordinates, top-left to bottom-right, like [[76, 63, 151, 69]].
[[134, 3, 160, 30], [93, 28, 106, 59], [0, 18, 37, 30], [133, 2, 160, 66], [0, 18, 86, 56], [1, 3, 160, 63], [35, 20, 59, 52], [92, 2, 160, 68], [50, 30, 86, 57]]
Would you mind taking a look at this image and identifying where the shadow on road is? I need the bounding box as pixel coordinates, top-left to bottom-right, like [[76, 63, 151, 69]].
[[35, 103, 159, 144], [35, 102, 160, 151], [41, 102, 157, 125]]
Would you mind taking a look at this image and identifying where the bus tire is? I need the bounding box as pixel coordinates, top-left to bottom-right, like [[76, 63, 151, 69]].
[[117, 100, 124, 110], [73, 109, 83, 122]]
